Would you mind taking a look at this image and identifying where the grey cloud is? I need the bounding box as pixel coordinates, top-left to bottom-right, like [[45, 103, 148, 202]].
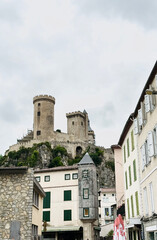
[[0, 0, 23, 23], [77, 0, 157, 29]]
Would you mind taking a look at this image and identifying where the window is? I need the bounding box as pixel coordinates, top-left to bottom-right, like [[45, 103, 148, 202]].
[[32, 224, 38, 236], [44, 175, 50, 182], [65, 174, 70, 180], [143, 187, 149, 215], [135, 191, 139, 215], [129, 166, 132, 186], [131, 130, 135, 151], [105, 208, 109, 216], [131, 195, 134, 217], [149, 182, 155, 213], [112, 194, 114, 196], [37, 111, 40, 116], [83, 188, 89, 199], [153, 126, 157, 154], [72, 121, 74, 125], [127, 198, 130, 219], [35, 176, 40, 182], [81, 122, 83, 126], [144, 94, 155, 113], [72, 173, 78, 179], [133, 160, 137, 182], [125, 171, 128, 190], [43, 211, 50, 222], [99, 200, 101, 207], [37, 130, 41, 136], [83, 208, 89, 217], [124, 145, 126, 163], [33, 190, 39, 208], [82, 170, 88, 178], [64, 190, 71, 201], [64, 210, 72, 221], [127, 138, 130, 157], [38, 103, 41, 106], [43, 192, 51, 209]]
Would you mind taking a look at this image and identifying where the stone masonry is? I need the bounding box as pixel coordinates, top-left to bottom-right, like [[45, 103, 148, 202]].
[[0, 167, 34, 240]]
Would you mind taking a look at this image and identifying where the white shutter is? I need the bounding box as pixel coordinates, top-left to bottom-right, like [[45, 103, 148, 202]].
[[149, 182, 155, 213], [141, 144, 146, 170], [134, 118, 139, 134], [144, 95, 151, 113], [153, 125, 157, 155], [138, 109, 143, 126], [147, 131, 155, 158], [143, 187, 149, 215], [150, 94, 156, 110]]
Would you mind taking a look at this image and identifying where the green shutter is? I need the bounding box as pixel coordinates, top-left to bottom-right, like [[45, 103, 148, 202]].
[[127, 198, 130, 219], [64, 210, 71, 221], [124, 146, 126, 163], [131, 195, 134, 217], [64, 190, 71, 201], [129, 166, 132, 186], [125, 171, 128, 190], [43, 192, 51, 208], [133, 160, 137, 182], [43, 211, 50, 222], [131, 130, 135, 151], [135, 191, 139, 215], [127, 138, 130, 157]]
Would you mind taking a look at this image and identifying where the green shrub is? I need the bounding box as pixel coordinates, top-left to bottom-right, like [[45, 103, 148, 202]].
[[49, 156, 63, 168]]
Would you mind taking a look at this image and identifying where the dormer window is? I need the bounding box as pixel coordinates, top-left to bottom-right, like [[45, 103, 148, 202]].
[[82, 170, 88, 178]]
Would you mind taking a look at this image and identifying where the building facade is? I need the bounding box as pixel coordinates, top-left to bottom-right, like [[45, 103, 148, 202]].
[[0, 167, 45, 240], [34, 153, 99, 240]]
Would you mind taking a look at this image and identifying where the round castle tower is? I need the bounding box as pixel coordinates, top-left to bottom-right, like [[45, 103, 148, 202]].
[[33, 95, 55, 140]]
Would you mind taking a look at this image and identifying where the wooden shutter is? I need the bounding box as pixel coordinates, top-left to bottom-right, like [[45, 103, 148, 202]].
[[43, 192, 51, 208], [138, 109, 143, 126], [144, 95, 151, 113], [147, 131, 155, 158], [64, 190, 71, 201], [134, 118, 139, 135], [135, 191, 139, 215], [43, 211, 50, 221]]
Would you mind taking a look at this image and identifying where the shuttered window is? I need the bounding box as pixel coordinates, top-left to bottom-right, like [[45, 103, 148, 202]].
[[43, 192, 51, 208], [131, 195, 134, 217], [125, 171, 128, 190], [43, 211, 50, 222], [134, 118, 139, 135], [141, 144, 146, 170], [127, 198, 130, 219], [153, 126, 157, 155], [64, 190, 71, 201], [127, 138, 130, 157], [129, 166, 132, 186], [64, 210, 72, 221], [131, 130, 135, 151], [133, 160, 137, 182], [149, 182, 155, 213], [124, 145, 126, 163], [147, 131, 155, 158], [145, 95, 151, 113], [135, 191, 139, 215], [138, 108, 143, 126]]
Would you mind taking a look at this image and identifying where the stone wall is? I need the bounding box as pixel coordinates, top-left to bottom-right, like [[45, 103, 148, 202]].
[[0, 168, 34, 240]]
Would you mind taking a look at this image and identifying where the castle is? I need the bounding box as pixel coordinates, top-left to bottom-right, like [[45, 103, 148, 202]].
[[8, 95, 95, 157]]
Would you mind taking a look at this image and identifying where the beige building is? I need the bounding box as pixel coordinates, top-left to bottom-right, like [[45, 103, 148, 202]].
[[0, 167, 45, 240], [133, 61, 157, 240], [34, 153, 100, 240], [8, 95, 95, 158]]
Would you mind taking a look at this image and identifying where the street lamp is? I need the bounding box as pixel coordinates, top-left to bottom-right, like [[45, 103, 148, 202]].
[[145, 89, 157, 95]]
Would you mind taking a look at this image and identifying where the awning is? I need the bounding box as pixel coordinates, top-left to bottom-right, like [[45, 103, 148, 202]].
[[44, 226, 82, 232]]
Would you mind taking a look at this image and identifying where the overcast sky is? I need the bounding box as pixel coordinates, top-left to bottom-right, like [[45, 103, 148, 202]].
[[0, 0, 157, 155]]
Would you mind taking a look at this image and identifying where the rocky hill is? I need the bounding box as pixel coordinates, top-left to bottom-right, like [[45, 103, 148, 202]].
[[0, 142, 115, 188]]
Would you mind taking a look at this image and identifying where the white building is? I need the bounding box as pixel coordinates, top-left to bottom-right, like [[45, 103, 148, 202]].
[[98, 188, 116, 238], [34, 153, 100, 240]]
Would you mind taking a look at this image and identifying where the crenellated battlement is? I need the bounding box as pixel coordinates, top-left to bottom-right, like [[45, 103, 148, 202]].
[[33, 95, 55, 104], [66, 111, 85, 118]]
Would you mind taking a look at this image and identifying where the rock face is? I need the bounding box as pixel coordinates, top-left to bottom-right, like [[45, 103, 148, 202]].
[[0, 168, 34, 240]]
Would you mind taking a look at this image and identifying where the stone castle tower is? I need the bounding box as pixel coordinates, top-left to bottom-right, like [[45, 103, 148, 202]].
[[33, 95, 55, 140], [8, 95, 95, 158]]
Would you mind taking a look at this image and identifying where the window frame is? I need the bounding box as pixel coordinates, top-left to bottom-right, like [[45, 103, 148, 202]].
[[35, 176, 40, 182], [83, 208, 89, 217], [72, 173, 78, 179], [64, 209, 72, 221], [64, 190, 71, 201], [44, 175, 50, 182], [83, 188, 89, 199], [65, 174, 70, 180]]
